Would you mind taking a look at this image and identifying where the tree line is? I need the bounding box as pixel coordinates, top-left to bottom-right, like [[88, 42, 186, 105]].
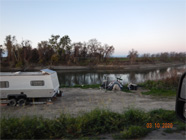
[[138, 51, 185, 64], [0, 35, 115, 67], [0, 35, 185, 68], [126, 49, 186, 64]]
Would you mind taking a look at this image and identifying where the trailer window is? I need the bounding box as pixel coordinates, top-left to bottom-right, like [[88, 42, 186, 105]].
[[30, 80, 44, 86], [0, 81, 9, 88]]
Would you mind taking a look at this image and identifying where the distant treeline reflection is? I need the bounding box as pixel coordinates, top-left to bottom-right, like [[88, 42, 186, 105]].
[[58, 65, 185, 86]]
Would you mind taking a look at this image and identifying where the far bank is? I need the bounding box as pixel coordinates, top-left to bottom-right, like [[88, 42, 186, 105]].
[[1, 62, 185, 72]]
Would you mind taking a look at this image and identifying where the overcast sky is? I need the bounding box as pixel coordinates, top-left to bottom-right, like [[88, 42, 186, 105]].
[[0, 0, 185, 56]]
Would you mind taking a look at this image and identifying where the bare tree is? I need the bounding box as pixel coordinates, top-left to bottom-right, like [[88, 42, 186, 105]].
[[79, 42, 88, 59], [87, 39, 101, 57], [127, 49, 138, 64], [49, 35, 71, 61], [103, 44, 114, 61], [38, 41, 54, 64], [0, 45, 4, 61], [21, 40, 32, 64], [30, 48, 39, 64], [142, 53, 151, 63], [73, 42, 82, 57], [160, 52, 169, 62], [49, 35, 60, 52], [1, 35, 116, 66], [97, 46, 104, 61], [4, 35, 17, 64]]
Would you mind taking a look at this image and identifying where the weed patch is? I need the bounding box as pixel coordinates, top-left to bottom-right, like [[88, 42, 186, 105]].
[[0, 108, 185, 139], [148, 109, 177, 123], [122, 109, 150, 126], [142, 89, 176, 96], [139, 75, 179, 96], [115, 125, 151, 139], [163, 128, 175, 133]]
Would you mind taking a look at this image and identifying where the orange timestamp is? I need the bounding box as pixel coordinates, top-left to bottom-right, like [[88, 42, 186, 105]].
[[146, 123, 173, 129]]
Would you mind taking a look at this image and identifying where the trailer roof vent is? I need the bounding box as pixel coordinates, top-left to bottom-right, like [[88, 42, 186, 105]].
[[14, 71, 21, 75], [41, 69, 55, 75]]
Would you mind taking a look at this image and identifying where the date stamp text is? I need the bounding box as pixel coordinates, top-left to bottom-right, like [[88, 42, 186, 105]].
[[146, 123, 173, 128]]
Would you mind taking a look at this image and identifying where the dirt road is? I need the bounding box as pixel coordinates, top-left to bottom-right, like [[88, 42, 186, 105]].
[[0, 88, 176, 119]]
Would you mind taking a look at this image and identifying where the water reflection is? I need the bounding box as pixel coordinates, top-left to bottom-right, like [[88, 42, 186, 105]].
[[57, 65, 186, 86]]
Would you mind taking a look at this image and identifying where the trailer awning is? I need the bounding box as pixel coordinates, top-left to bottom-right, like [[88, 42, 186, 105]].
[[41, 69, 56, 75]]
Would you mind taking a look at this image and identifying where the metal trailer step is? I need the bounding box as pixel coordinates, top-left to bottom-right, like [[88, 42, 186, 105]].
[[0, 100, 9, 104], [30, 102, 46, 105]]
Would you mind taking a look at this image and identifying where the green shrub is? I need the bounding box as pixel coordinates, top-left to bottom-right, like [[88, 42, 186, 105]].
[[0, 116, 50, 139], [78, 109, 122, 135], [174, 121, 186, 131], [142, 89, 176, 96], [119, 126, 150, 139], [15, 61, 23, 68], [149, 109, 177, 123], [140, 75, 179, 91], [122, 109, 150, 126], [140, 75, 179, 96], [47, 114, 72, 138]]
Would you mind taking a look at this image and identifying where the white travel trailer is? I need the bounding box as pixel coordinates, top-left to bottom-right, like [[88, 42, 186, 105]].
[[0, 69, 61, 106]]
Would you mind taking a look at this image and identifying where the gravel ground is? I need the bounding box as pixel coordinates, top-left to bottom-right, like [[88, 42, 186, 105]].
[[1, 88, 185, 140], [1, 88, 176, 119]]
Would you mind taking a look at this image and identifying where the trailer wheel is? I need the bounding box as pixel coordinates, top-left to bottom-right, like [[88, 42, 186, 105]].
[[17, 98, 26, 106], [8, 99, 17, 106], [57, 91, 62, 97]]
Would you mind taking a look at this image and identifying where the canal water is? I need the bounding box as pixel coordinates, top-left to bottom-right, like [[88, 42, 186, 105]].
[[57, 65, 186, 86]]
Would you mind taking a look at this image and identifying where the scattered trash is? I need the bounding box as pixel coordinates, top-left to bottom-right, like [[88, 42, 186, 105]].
[[128, 83, 138, 90]]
